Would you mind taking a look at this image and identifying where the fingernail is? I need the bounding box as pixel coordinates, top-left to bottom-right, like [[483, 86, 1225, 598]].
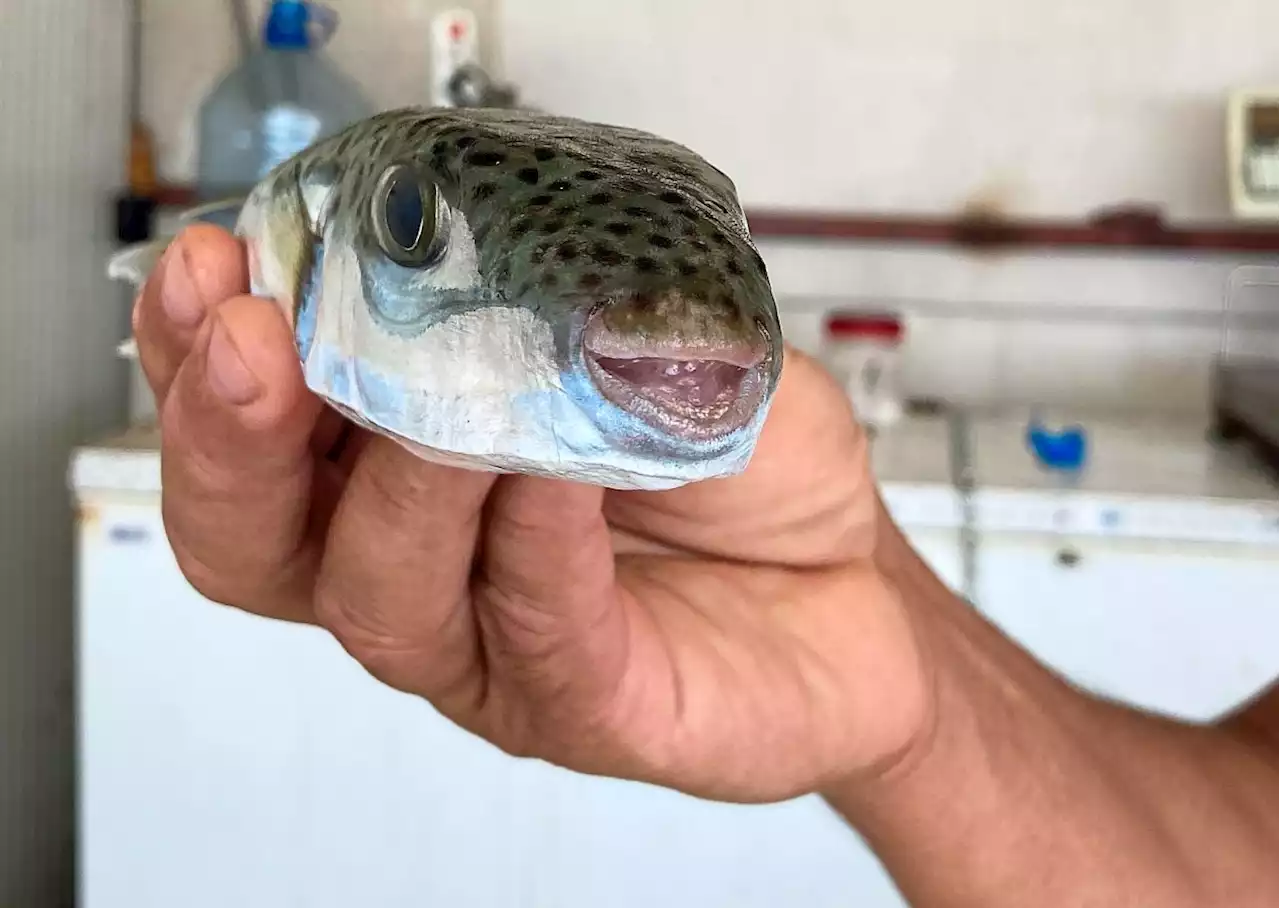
[[206, 318, 262, 406], [161, 241, 205, 328]]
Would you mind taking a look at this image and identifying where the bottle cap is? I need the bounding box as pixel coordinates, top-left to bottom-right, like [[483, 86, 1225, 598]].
[[264, 1, 311, 49], [264, 1, 338, 50]]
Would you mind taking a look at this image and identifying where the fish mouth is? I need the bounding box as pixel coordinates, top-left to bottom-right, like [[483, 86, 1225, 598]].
[[582, 308, 770, 443]]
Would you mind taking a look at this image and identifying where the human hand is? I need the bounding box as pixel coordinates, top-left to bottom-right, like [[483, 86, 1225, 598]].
[[133, 224, 930, 803]]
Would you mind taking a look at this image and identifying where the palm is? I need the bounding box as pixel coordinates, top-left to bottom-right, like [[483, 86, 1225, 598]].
[[448, 350, 921, 800], [290, 346, 920, 801]]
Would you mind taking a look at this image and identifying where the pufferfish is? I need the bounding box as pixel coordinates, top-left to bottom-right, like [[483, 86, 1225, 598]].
[[109, 106, 785, 491]]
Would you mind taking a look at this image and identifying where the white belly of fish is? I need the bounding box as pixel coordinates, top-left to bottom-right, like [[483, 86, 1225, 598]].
[[299, 247, 752, 491]]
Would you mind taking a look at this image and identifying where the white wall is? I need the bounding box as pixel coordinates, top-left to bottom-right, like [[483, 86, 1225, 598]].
[[139, 0, 1278, 416], [496, 0, 1278, 416], [0, 2, 130, 903]]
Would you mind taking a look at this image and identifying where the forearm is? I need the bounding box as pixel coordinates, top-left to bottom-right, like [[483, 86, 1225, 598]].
[[824, 500, 1278, 907]]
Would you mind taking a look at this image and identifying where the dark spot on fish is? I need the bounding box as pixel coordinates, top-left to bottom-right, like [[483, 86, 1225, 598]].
[[533, 147, 556, 162], [726, 258, 743, 276], [587, 192, 612, 206], [528, 194, 553, 207], [674, 259, 697, 277], [517, 167, 539, 185], [549, 179, 572, 192], [431, 140, 449, 156], [465, 150, 505, 167], [658, 190, 683, 205], [635, 256, 660, 274], [556, 242, 579, 262], [579, 273, 603, 290], [552, 203, 577, 217], [623, 206, 650, 219], [577, 217, 596, 229], [541, 219, 566, 234], [576, 170, 602, 181], [539, 273, 558, 290], [473, 182, 497, 201], [511, 217, 533, 238], [454, 135, 477, 149], [711, 231, 730, 246], [604, 222, 633, 237], [591, 243, 624, 266], [648, 234, 674, 249], [716, 290, 736, 313]]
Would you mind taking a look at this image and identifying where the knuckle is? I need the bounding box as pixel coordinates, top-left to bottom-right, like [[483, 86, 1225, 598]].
[[165, 527, 241, 607]]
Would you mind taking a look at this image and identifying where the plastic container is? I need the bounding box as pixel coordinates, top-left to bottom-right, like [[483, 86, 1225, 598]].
[[822, 311, 906, 431], [195, 1, 373, 205]]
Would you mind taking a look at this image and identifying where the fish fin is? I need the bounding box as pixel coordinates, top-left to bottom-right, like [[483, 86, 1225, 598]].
[[179, 196, 248, 231], [106, 238, 172, 289]]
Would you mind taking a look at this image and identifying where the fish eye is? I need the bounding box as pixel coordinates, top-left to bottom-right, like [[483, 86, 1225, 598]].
[[371, 163, 448, 268]]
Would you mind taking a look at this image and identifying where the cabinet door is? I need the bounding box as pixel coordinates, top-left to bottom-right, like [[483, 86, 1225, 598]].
[[78, 498, 910, 908], [973, 533, 1279, 721]]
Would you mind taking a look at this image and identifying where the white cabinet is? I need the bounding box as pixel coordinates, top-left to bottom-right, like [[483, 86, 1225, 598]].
[[73, 415, 1277, 908], [973, 531, 1279, 721], [76, 492, 914, 908]]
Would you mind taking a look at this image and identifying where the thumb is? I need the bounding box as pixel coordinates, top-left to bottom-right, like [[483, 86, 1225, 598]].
[[159, 294, 324, 622]]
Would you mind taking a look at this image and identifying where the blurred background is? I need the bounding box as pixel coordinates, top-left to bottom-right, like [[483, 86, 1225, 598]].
[[1, 1, 1276, 905]]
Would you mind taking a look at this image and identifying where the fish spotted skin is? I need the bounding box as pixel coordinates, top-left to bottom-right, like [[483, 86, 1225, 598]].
[[233, 108, 782, 488]]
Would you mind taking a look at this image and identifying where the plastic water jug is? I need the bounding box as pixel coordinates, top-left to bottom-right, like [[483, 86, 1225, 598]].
[[195, 1, 373, 205]]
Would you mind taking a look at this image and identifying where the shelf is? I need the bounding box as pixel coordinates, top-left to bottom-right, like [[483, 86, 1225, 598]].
[[743, 206, 1278, 255], [145, 184, 1277, 256]]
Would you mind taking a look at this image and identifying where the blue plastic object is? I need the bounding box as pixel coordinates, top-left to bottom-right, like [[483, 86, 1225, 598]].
[[264, 1, 312, 49], [264, 1, 339, 50], [1026, 416, 1088, 472]]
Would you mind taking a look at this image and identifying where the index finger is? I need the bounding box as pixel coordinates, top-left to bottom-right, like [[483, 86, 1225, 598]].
[[133, 224, 248, 408]]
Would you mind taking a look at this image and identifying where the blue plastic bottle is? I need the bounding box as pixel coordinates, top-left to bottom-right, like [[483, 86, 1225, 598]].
[[195, 1, 373, 204]]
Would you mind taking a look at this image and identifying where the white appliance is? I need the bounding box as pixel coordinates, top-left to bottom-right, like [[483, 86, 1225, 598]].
[[71, 409, 1276, 908]]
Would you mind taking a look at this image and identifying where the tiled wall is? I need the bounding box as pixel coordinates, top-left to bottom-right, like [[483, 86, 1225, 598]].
[[140, 0, 1278, 418]]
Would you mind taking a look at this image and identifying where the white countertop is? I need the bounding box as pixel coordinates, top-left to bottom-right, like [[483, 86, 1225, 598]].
[[69, 407, 1277, 545], [966, 408, 1276, 503]]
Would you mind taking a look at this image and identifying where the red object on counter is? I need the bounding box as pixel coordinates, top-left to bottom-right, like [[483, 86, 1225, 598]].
[[824, 312, 904, 341]]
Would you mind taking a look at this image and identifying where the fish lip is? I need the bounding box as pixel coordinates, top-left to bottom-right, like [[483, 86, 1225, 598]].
[[580, 308, 770, 443]]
